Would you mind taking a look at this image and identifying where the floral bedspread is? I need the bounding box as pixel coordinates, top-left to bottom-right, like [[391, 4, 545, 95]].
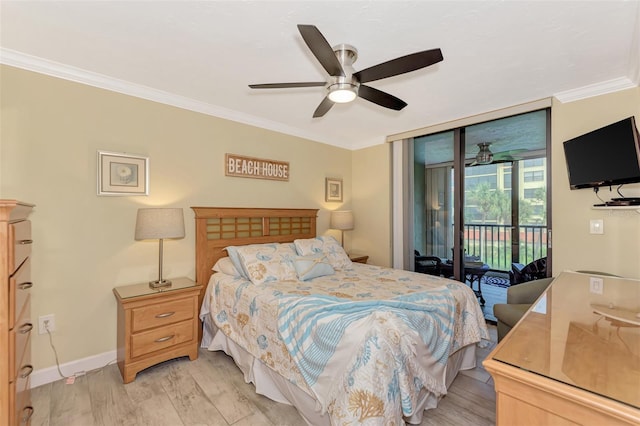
[[204, 263, 489, 425]]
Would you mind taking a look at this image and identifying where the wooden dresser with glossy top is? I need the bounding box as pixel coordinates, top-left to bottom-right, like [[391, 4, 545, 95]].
[[484, 271, 640, 426], [1, 200, 35, 426]]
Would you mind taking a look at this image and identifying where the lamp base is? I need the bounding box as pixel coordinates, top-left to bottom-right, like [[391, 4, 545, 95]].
[[149, 279, 172, 289]]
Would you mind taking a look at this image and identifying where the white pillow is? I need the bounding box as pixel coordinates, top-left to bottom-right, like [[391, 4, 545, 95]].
[[294, 236, 353, 269], [294, 254, 335, 281], [236, 243, 298, 285], [212, 257, 240, 277]]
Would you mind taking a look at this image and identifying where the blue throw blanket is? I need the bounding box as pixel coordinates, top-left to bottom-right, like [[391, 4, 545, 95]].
[[277, 288, 456, 417]]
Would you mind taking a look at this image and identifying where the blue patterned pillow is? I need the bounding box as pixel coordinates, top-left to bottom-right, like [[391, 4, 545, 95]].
[[293, 236, 352, 269], [293, 254, 335, 281], [225, 243, 290, 279], [236, 243, 298, 285]]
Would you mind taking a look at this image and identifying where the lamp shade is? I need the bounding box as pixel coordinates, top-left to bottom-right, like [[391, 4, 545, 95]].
[[135, 208, 185, 240], [330, 210, 354, 231]]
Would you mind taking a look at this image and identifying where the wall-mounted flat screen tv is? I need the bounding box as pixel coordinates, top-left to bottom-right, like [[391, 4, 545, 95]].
[[563, 116, 640, 190]]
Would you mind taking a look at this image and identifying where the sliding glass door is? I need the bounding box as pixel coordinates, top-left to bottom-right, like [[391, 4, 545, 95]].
[[414, 109, 551, 279]]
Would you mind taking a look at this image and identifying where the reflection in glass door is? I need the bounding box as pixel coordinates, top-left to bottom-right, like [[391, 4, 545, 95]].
[[414, 132, 455, 261]]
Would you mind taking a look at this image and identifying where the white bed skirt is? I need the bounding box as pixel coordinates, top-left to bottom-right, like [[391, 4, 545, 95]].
[[202, 316, 478, 425]]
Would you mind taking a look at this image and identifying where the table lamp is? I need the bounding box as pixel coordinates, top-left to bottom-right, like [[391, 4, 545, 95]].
[[135, 208, 185, 288], [330, 210, 354, 247]]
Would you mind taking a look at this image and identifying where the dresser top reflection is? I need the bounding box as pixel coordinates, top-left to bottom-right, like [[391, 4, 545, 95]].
[[492, 271, 640, 409]]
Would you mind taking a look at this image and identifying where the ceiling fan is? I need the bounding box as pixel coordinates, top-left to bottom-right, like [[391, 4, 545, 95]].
[[470, 143, 527, 166], [248, 24, 443, 118]]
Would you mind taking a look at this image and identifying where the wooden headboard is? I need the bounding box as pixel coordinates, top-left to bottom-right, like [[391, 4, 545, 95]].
[[191, 207, 318, 290]]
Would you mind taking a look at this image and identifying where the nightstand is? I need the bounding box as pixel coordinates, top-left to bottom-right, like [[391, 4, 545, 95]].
[[113, 277, 200, 383], [349, 254, 369, 264]]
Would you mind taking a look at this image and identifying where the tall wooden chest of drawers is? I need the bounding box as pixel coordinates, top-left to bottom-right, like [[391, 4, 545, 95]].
[[1, 200, 35, 426]]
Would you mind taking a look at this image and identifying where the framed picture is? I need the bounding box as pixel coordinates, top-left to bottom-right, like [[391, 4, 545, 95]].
[[325, 177, 343, 202], [97, 150, 149, 196]]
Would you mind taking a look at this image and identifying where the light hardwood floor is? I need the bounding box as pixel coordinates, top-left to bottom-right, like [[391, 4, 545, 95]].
[[30, 326, 497, 426]]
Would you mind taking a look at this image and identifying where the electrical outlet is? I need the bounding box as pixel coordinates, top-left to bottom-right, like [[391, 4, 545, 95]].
[[38, 314, 55, 334], [589, 277, 604, 295]]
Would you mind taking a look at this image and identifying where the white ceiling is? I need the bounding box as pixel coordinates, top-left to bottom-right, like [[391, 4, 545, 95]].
[[1, 1, 639, 150]]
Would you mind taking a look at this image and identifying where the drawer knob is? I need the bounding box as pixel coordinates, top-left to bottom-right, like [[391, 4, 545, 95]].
[[19, 323, 33, 334], [155, 311, 175, 319], [21, 406, 34, 424], [154, 334, 175, 343], [18, 239, 33, 245], [18, 282, 33, 290], [19, 365, 33, 378]]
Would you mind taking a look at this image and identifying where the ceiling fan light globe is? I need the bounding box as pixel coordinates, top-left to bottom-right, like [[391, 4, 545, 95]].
[[476, 153, 493, 165], [328, 83, 357, 103]]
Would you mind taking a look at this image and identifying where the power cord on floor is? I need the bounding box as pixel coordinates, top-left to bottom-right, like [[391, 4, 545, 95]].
[[44, 320, 117, 383]]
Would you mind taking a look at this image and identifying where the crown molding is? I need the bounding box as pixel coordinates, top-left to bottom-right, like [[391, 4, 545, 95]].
[[553, 77, 637, 103], [3, 48, 637, 148], [0, 48, 351, 149]]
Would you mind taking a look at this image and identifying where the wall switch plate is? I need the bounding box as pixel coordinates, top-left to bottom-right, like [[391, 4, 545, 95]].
[[589, 277, 604, 294], [38, 314, 55, 334], [589, 219, 604, 234]]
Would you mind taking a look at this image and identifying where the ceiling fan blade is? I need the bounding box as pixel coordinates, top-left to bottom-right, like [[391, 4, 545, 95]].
[[313, 96, 334, 118], [297, 24, 345, 77], [494, 148, 527, 157], [358, 85, 407, 111], [354, 48, 443, 83], [249, 82, 326, 89]]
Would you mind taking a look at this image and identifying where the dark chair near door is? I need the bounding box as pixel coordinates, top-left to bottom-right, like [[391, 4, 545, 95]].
[[510, 256, 547, 285], [414, 250, 442, 276]]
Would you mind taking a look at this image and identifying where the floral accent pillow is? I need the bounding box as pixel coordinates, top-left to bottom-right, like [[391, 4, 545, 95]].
[[236, 243, 298, 285], [294, 236, 353, 270], [293, 254, 335, 281]]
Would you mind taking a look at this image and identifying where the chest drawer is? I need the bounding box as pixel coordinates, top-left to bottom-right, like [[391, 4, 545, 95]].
[[9, 220, 32, 274], [131, 296, 194, 332], [13, 345, 32, 426], [9, 258, 31, 330], [10, 297, 32, 382], [130, 319, 194, 359]]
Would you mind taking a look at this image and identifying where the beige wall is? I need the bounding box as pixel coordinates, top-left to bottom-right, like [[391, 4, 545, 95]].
[[351, 143, 392, 267], [551, 87, 640, 278], [0, 65, 352, 369]]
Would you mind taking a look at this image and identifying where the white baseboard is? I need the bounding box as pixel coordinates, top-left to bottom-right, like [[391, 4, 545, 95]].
[[30, 350, 117, 388]]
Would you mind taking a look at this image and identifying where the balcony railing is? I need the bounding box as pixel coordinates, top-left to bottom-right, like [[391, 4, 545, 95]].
[[463, 224, 547, 271]]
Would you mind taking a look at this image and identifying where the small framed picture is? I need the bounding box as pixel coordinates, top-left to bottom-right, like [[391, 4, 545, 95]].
[[97, 150, 149, 196], [325, 177, 343, 202]]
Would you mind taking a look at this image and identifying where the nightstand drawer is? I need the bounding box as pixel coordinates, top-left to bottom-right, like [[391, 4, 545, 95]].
[[130, 319, 194, 358], [131, 296, 194, 332]]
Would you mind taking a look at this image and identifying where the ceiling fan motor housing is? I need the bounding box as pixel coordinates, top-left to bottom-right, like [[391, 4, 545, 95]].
[[476, 143, 494, 164], [328, 44, 359, 102]]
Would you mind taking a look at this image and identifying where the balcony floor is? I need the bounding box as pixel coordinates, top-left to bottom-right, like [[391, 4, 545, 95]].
[[477, 271, 509, 322]]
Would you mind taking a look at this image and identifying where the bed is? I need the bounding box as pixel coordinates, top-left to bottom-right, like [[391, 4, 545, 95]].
[[192, 207, 489, 425]]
